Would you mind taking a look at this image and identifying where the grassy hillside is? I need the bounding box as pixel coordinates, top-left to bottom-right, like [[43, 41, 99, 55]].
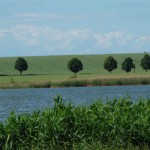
[[0, 53, 149, 84]]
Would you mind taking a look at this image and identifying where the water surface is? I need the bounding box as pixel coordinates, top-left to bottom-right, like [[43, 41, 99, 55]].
[[0, 85, 150, 122]]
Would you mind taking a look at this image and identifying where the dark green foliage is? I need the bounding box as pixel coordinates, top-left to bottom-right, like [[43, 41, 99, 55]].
[[1, 96, 150, 149], [67, 58, 83, 77], [140, 54, 150, 72], [122, 57, 135, 73], [15, 57, 28, 75], [104, 56, 117, 74]]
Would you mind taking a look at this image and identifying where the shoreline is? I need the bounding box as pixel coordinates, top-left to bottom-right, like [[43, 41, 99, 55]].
[[0, 76, 150, 89]]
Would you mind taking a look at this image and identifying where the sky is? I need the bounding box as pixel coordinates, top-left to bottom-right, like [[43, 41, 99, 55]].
[[0, 0, 150, 57]]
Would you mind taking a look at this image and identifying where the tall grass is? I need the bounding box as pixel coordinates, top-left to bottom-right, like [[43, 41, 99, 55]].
[[0, 82, 51, 89], [51, 76, 150, 87], [1, 96, 150, 149], [0, 75, 150, 89]]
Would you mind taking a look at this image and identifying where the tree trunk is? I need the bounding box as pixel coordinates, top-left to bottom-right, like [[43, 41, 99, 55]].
[[74, 72, 76, 77]]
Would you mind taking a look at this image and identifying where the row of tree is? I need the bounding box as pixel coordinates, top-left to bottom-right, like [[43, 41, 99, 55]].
[[68, 54, 150, 76], [103, 56, 135, 74], [104, 54, 150, 74], [14, 54, 150, 76]]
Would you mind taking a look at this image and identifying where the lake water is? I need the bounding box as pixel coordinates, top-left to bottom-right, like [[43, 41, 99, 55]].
[[0, 85, 150, 122]]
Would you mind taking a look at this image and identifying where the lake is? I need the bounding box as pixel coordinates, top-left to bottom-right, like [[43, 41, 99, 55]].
[[0, 85, 150, 122]]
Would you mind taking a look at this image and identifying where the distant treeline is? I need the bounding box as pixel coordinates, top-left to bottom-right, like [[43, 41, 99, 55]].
[[14, 53, 150, 76]]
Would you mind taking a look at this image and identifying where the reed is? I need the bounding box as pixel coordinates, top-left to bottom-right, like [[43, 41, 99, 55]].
[[0, 82, 51, 89], [0, 75, 150, 89], [1, 96, 150, 149], [51, 76, 150, 87]]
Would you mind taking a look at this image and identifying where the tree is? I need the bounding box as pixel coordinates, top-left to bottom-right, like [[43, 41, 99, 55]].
[[140, 54, 150, 72], [122, 57, 135, 73], [15, 57, 28, 75], [68, 58, 83, 77], [104, 56, 117, 74]]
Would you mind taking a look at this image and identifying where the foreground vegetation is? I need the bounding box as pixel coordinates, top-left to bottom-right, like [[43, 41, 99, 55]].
[[1, 96, 150, 149]]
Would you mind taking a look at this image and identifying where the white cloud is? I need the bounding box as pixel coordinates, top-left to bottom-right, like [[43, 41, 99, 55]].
[[0, 29, 11, 39], [138, 36, 150, 42], [14, 12, 117, 22], [0, 31, 6, 39], [10, 25, 40, 46], [134, 35, 150, 50], [15, 13, 64, 20], [6, 25, 91, 50], [93, 31, 132, 48], [0, 24, 150, 55]]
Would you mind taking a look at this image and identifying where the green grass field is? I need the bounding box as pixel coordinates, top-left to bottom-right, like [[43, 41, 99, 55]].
[[0, 53, 149, 84]]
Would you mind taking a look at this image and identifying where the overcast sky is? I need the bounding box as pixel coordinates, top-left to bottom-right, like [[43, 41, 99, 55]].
[[0, 0, 150, 57]]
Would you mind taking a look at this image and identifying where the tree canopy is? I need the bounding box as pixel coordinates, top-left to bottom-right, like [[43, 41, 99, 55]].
[[122, 57, 135, 73], [140, 54, 150, 72], [104, 56, 117, 74], [67, 58, 83, 77], [15, 57, 28, 75]]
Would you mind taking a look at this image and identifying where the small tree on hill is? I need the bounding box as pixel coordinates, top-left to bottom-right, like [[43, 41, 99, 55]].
[[140, 54, 150, 72], [68, 58, 83, 77], [104, 56, 117, 74], [122, 57, 135, 73], [15, 57, 28, 75]]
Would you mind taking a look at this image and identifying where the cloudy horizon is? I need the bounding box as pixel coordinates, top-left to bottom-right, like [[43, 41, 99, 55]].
[[0, 0, 150, 57]]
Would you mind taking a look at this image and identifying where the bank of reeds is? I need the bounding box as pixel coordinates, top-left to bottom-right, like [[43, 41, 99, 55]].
[[51, 76, 150, 87], [0, 76, 150, 89], [1, 96, 150, 149], [0, 82, 51, 89]]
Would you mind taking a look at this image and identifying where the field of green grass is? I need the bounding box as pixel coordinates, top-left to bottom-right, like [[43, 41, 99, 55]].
[[0, 53, 149, 87]]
